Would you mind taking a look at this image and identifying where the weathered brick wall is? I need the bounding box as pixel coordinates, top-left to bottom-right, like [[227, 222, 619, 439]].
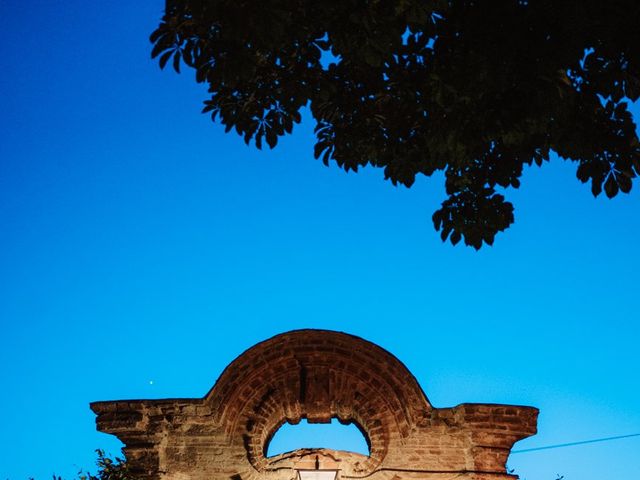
[[91, 330, 538, 480]]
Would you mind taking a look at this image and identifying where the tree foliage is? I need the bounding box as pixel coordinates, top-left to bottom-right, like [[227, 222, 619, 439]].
[[46, 451, 132, 480], [150, 0, 640, 248], [77, 450, 130, 480]]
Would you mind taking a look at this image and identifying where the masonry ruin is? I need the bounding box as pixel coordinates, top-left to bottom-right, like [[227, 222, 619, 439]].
[[91, 330, 538, 480]]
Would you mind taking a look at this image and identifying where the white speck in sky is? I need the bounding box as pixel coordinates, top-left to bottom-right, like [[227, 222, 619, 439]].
[[149, 380, 154, 385]]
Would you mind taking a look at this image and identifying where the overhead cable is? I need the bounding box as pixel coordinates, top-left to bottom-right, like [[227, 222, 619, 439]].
[[511, 432, 640, 454]]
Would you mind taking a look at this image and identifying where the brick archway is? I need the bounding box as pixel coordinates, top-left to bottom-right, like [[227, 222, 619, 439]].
[[205, 330, 430, 474], [91, 330, 538, 480]]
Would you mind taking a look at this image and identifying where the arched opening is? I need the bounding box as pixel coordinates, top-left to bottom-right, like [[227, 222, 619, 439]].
[[266, 418, 371, 457]]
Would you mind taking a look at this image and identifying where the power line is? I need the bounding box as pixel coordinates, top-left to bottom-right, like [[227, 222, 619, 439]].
[[511, 432, 640, 454]]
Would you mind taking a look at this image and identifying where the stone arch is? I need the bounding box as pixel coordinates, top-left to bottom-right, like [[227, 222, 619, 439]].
[[204, 330, 431, 473], [91, 329, 539, 480]]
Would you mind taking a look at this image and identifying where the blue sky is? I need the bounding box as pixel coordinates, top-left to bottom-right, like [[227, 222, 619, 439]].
[[1, 2, 639, 479]]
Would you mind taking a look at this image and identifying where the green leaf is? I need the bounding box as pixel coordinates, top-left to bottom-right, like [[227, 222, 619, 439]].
[[173, 50, 182, 73], [159, 50, 173, 70], [591, 178, 603, 197], [151, 38, 168, 59], [618, 173, 633, 193], [266, 130, 278, 149], [604, 174, 619, 198]]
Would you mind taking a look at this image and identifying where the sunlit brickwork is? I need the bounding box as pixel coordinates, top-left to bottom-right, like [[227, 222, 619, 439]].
[[91, 330, 538, 480]]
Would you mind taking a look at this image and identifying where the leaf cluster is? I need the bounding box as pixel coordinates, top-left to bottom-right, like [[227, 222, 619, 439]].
[[43, 451, 133, 480], [77, 450, 131, 480], [151, 0, 640, 248]]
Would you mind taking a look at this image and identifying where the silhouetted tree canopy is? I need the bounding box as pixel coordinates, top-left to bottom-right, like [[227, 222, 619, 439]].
[[151, 0, 640, 248]]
